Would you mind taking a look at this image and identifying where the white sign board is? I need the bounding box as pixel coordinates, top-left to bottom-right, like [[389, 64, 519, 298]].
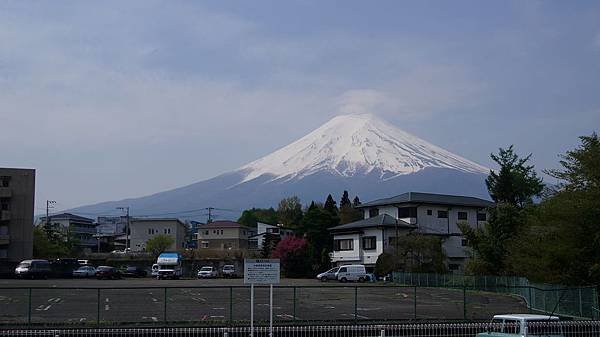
[[244, 259, 280, 284]]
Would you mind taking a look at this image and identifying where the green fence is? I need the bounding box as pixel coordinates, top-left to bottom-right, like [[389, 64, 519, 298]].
[[0, 284, 541, 328], [392, 272, 599, 319]]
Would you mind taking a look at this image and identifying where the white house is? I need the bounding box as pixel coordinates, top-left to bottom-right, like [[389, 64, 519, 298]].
[[329, 192, 494, 272], [249, 222, 296, 250]]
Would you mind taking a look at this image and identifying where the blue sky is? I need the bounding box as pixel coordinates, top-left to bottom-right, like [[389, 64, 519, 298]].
[[1, 1, 599, 211]]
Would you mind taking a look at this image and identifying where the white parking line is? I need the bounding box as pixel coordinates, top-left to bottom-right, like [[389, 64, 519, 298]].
[[105, 304, 110, 311], [152, 298, 158, 302], [210, 315, 225, 319], [212, 307, 225, 310], [105, 298, 109, 303]]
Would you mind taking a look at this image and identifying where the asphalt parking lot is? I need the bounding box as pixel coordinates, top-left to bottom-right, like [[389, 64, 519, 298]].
[[0, 278, 528, 326]]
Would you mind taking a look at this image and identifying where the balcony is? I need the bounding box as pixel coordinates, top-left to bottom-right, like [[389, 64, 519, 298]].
[[0, 187, 11, 198], [0, 234, 9, 245], [0, 211, 10, 221]]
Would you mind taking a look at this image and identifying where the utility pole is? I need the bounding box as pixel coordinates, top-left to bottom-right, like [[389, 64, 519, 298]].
[[45, 200, 56, 239], [206, 207, 214, 223], [116, 207, 130, 252]]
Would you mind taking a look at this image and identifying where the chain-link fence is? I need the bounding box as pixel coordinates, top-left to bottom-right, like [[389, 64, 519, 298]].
[[393, 272, 599, 319], [0, 284, 534, 328], [2, 321, 600, 337]]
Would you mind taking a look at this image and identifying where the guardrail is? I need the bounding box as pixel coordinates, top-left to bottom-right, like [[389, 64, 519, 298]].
[[0, 284, 573, 328], [2, 321, 600, 337]]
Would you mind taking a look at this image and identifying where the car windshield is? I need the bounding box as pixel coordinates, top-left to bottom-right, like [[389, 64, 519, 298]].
[[17, 262, 31, 268], [328, 267, 339, 273], [76, 267, 89, 271], [126, 266, 137, 271], [97, 266, 111, 271], [223, 266, 233, 270], [201, 267, 212, 271]]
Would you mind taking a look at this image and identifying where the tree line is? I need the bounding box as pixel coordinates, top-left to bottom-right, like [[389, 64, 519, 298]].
[[237, 191, 363, 277]]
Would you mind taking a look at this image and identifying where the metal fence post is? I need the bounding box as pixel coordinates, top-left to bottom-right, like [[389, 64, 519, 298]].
[[528, 287, 533, 313], [229, 287, 233, 324], [164, 287, 168, 323], [413, 286, 417, 320], [293, 287, 297, 321], [354, 286, 358, 324], [27, 288, 32, 326], [463, 285, 467, 320], [97, 288, 100, 327]]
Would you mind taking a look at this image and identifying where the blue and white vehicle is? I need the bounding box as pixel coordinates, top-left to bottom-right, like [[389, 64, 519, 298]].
[[156, 252, 183, 280]]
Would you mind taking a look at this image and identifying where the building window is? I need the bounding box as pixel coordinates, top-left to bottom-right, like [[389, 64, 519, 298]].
[[461, 239, 468, 246], [388, 236, 399, 247], [201, 241, 209, 249], [457, 212, 468, 220], [0, 201, 9, 211], [148, 228, 151, 235], [448, 264, 460, 271], [368, 208, 379, 218], [477, 213, 487, 221], [397, 207, 417, 218], [427, 209, 432, 216], [334, 239, 354, 251], [204, 230, 209, 235], [221, 230, 224, 235], [0, 249, 7, 258], [0, 176, 10, 187], [362, 236, 376, 250], [437, 210, 448, 218]]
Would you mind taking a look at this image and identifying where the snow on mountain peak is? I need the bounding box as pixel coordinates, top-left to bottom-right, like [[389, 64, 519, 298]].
[[238, 114, 488, 183]]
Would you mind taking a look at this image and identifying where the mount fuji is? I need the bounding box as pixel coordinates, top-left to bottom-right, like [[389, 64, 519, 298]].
[[70, 114, 491, 219]]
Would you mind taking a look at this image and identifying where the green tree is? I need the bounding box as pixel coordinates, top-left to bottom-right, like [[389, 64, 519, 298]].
[[145, 234, 175, 257], [486, 145, 544, 207], [352, 196, 361, 207], [461, 146, 542, 275], [33, 227, 70, 258], [324, 194, 338, 214], [277, 196, 303, 227], [395, 234, 447, 273], [301, 201, 337, 272], [509, 133, 600, 285], [340, 191, 351, 208], [261, 232, 280, 258], [237, 208, 278, 227]]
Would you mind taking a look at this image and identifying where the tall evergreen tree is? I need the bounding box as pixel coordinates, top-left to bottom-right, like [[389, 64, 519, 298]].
[[352, 196, 361, 207], [324, 194, 338, 214], [340, 191, 351, 208], [460, 146, 542, 275]]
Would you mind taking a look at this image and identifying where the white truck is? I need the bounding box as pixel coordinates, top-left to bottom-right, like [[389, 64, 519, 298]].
[[477, 314, 562, 337], [156, 252, 183, 280]]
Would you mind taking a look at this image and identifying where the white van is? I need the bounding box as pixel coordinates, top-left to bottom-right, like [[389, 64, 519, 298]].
[[335, 264, 368, 282]]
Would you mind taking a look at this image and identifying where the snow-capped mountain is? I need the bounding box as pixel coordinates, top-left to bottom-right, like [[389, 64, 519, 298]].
[[69, 114, 491, 219], [238, 114, 487, 183]]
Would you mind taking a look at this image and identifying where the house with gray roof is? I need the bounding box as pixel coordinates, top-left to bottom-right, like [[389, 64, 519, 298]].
[[329, 192, 494, 272]]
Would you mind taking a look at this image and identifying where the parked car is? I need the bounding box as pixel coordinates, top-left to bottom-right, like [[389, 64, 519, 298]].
[[222, 265, 236, 278], [197, 266, 218, 278], [335, 264, 368, 282], [15, 260, 52, 279], [316, 267, 339, 282], [73, 265, 96, 277], [122, 266, 148, 278], [477, 314, 562, 337], [96, 266, 121, 280], [151, 264, 159, 278], [51, 258, 80, 278]]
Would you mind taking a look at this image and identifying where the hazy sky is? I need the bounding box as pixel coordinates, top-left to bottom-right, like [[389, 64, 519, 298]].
[[1, 1, 599, 212]]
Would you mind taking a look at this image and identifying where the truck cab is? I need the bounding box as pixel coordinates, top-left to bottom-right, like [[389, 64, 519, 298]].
[[477, 314, 562, 337], [156, 252, 183, 280]]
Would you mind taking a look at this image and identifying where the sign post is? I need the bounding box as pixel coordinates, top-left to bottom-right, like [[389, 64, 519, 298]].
[[244, 259, 280, 337]]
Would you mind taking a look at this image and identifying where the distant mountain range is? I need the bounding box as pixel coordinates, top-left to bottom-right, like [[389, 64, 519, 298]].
[[69, 114, 491, 220]]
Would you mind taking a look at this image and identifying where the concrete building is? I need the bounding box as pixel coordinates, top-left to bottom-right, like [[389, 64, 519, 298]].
[[197, 221, 255, 250], [129, 218, 188, 252], [38, 213, 98, 250], [249, 222, 296, 250], [329, 192, 494, 272], [96, 216, 127, 235], [0, 168, 35, 272]]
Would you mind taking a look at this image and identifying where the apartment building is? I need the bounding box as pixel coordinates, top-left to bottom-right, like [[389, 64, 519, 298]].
[[129, 218, 188, 252], [330, 192, 494, 272], [38, 213, 98, 251], [197, 221, 255, 250], [0, 168, 35, 271]]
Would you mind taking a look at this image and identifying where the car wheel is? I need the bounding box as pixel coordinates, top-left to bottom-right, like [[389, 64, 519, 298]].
[[340, 277, 347, 283], [358, 277, 365, 283]]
